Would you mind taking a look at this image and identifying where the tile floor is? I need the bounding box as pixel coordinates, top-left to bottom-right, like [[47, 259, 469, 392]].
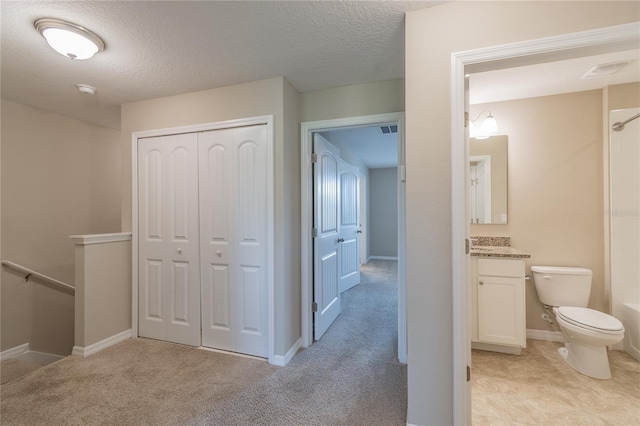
[[472, 339, 640, 425]]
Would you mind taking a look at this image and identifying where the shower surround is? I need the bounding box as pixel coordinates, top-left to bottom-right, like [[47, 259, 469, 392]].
[[609, 107, 640, 353]]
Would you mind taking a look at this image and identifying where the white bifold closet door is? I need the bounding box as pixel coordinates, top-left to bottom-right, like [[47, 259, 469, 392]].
[[138, 125, 268, 358], [199, 125, 268, 358], [138, 133, 201, 347]]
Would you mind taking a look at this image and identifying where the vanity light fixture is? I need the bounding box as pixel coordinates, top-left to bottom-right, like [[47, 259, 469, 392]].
[[469, 110, 497, 139], [35, 18, 105, 60]]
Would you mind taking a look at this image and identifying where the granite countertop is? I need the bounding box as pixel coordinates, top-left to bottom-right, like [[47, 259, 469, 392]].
[[470, 236, 531, 258], [470, 246, 531, 258]]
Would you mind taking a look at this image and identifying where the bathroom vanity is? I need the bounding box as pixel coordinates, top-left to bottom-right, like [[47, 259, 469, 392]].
[[470, 237, 530, 354]]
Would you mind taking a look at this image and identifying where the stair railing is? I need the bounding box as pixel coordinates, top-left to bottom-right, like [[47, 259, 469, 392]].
[[1, 260, 75, 295]]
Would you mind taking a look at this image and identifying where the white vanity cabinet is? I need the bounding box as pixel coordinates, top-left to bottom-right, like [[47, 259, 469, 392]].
[[471, 257, 526, 353]]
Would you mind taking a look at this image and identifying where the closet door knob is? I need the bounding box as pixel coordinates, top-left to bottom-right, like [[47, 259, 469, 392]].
[[216, 250, 222, 257], [177, 248, 182, 254], [337, 238, 345, 243], [479, 281, 484, 285]]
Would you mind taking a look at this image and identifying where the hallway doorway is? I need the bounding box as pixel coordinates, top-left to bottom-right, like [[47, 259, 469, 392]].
[[301, 112, 407, 363]]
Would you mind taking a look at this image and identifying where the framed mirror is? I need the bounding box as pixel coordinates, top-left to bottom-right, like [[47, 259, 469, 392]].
[[469, 135, 508, 224]]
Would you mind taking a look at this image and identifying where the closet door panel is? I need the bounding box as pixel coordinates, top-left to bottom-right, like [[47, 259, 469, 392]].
[[200, 125, 268, 357], [199, 137, 234, 351], [209, 264, 230, 329], [234, 133, 268, 355], [144, 260, 163, 322], [138, 134, 201, 346]]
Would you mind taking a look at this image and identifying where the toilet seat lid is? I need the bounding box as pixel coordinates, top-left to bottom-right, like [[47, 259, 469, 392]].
[[557, 307, 624, 332]]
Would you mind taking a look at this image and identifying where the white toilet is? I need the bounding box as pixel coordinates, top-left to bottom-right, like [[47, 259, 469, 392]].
[[532, 266, 625, 379]]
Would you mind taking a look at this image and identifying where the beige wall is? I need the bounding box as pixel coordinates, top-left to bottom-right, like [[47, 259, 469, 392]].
[[1, 100, 121, 355], [74, 239, 131, 348], [471, 90, 605, 331], [301, 78, 404, 122], [121, 76, 301, 356], [608, 82, 640, 110], [405, 2, 639, 424], [369, 167, 399, 258], [281, 78, 302, 352]]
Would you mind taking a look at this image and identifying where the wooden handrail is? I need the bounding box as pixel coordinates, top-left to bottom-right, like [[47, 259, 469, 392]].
[[1, 260, 75, 295]]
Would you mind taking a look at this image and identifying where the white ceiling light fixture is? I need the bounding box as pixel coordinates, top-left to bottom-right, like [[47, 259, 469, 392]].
[[35, 18, 105, 60], [469, 110, 498, 139]]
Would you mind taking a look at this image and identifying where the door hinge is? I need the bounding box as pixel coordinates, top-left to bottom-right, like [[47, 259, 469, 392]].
[[465, 238, 470, 255], [311, 153, 318, 163], [464, 111, 469, 128], [312, 302, 318, 312], [467, 365, 471, 382], [312, 228, 318, 238]]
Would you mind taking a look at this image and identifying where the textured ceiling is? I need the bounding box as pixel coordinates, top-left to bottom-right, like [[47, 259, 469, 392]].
[[1, 0, 437, 129], [2, 2, 637, 132]]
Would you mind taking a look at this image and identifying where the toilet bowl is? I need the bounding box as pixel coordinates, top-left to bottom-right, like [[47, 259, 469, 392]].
[[553, 306, 624, 379], [531, 266, 625, 380]]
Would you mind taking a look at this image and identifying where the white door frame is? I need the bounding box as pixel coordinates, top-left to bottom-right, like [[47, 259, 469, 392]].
[[301, 112, 407, 363], [451, 23, 639, 424], [131, 115, 276, 364]]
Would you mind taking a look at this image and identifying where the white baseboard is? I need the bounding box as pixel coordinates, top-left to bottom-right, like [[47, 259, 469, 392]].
[[368, 256, 398, 261], [526, 329, 564, 342], [72, 329, 132, 358], [0, 342, 30, 361], [0, 344, 63, 365], [198, 346, 267, 361], [271, 337, 302, 366], [16, 351, 63, 365]]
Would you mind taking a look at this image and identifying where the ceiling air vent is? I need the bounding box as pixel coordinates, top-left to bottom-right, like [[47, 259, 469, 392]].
[[380, 125, 398, 134]]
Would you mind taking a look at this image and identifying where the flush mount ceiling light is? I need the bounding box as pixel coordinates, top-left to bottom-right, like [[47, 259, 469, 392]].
[[35, 18, 105, 60], [469, 110, 498, 139]]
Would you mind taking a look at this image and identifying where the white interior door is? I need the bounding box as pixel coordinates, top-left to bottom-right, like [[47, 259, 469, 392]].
[[199, 125, 269, 357], [138, 133, 201, 346], [339, 160, 361, 293], [313, 134, 341, 340]]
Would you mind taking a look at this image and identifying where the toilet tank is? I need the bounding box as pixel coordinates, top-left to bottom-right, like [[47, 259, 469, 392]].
[[531, 266, 592, 307]]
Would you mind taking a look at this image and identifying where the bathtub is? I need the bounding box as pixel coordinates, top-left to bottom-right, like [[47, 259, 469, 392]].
[[623, 303, 640, 362]]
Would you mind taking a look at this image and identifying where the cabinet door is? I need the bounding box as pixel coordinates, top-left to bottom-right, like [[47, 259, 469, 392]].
[[477, 275, 525, 346]]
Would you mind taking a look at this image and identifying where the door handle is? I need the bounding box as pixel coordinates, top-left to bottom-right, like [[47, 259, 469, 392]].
[[479, 281, 484, 285], [337, 238, 345, 243], [356, 230, 362, 234]]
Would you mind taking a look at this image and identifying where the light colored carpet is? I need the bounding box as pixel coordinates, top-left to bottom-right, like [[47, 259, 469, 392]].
[[1, 260, 406, 425], [0, 359, 42, 385]]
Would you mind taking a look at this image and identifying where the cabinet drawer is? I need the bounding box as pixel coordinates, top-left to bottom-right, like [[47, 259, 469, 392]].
[[477, 258, 524, 277]]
